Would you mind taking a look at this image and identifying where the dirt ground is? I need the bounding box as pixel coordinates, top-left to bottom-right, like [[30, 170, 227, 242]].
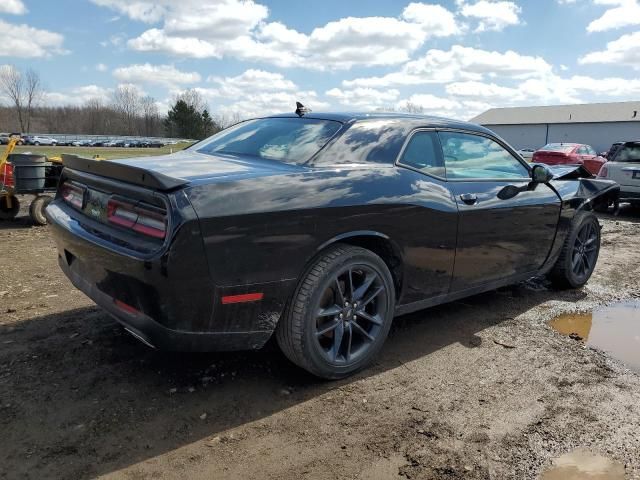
[[1, 203, 640, 480]]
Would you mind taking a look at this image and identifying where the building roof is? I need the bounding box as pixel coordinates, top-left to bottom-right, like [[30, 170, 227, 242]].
[[471, 101, 640, 125]]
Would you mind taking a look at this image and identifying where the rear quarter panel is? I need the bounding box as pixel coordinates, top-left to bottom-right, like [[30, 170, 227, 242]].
[[185, 165, 459, 309]]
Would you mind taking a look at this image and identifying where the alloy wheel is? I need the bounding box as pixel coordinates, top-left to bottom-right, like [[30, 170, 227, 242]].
[[314, 265, 388, 365]]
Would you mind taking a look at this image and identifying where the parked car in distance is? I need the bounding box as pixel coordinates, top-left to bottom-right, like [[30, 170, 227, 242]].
[[517, 148, 536, 161], [598, 140, 640, 206], [27, 135, 58, 146], [47, 111, 619, 379], [604, 142, 623, 160], [532, 143, 606, 176]]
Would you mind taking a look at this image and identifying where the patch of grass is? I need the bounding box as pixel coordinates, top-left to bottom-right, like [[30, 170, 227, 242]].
[[12, 142, 194, 160]]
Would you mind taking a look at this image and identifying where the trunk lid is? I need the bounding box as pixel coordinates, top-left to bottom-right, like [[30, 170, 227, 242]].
[[62, 150, 304, 191]]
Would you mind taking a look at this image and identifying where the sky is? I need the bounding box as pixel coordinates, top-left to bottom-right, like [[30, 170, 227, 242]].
[[0, 0, 639, 120]]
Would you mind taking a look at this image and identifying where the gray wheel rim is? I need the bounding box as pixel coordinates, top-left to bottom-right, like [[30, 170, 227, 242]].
[[314, 264, 388, 365], [572, 222, 598, 278]]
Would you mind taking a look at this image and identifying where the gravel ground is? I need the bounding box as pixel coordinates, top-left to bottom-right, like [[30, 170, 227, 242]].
[[1, 204, 639, 480]]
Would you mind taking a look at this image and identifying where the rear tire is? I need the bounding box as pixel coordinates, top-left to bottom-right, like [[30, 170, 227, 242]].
[[276, 244, 395, 379], [548, 212, 600, 289], [29, 195, 52, 226], [0, 195, 20, 220]]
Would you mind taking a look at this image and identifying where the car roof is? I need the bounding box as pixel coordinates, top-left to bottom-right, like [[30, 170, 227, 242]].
[[266, 111, 494, 135]]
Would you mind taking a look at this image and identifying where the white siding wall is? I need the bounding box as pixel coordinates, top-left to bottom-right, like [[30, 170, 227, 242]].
[[484, 121, 640, 153]]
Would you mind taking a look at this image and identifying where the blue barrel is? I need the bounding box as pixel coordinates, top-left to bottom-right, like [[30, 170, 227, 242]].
[[9, 154, 46, 192]]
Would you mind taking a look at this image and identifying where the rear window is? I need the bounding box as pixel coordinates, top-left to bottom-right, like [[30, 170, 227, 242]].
[[613, 144, 640, 162], [196, 117, 342, 165], [541, 143, 575, 153]]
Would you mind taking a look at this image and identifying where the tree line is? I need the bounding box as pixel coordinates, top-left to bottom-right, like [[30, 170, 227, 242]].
[[0, 65, 238, 139]]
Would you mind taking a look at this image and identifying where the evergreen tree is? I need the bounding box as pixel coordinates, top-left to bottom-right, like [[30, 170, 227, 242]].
[[201, 109, 214, 138], [164, 99, 203, 139]]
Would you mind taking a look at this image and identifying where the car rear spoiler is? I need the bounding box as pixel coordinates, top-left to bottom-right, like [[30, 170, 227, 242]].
[[61, 154, 189, 191]]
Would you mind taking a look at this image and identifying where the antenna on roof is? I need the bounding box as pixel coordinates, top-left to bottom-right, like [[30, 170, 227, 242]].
[[295, 101, 311, 117]]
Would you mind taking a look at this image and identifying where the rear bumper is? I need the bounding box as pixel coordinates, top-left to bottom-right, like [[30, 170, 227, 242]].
[[619, 185, 640, 202], [47, 201, 292, 351], [58, 255, 272, 351]]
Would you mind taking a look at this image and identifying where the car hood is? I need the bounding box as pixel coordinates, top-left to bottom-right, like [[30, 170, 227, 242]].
[[546, 164, 593, 179]]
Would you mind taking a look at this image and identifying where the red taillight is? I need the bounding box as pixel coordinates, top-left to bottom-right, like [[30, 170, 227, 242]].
[[107, 198, 167, 239], [61, 182, 85, 209], [0, 163, 14, 188], [598, 165, 608, 178]]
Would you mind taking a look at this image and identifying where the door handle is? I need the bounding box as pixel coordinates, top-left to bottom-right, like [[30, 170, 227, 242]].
[[459, 193, 478, 205]]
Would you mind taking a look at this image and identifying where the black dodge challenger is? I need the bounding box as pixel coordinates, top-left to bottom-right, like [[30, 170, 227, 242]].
[[46, 111, 619, 378]]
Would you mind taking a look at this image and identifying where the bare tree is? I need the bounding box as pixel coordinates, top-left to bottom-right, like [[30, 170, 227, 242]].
[[24, 69, 42, 132], [112, 84, 141, 135], [140, 96, 159, 136], [176, 89, 207, 113]]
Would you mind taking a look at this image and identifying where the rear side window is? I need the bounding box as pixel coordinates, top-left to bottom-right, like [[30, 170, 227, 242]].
[[196, 117, 342, 165], [399, 131, 445, 177], [314, 119, 407, 165], [438, 131, 530, 180], [613, 144, 640, 162]]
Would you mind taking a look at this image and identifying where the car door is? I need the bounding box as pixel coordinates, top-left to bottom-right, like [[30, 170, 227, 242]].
[[578, 145, 603, 175], [437, 130, 562, 292]]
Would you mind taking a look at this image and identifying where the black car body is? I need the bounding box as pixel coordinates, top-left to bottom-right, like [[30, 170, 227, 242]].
[[46, 112, 619, 377]]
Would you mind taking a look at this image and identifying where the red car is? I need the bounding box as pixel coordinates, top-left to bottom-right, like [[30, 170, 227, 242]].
[[532, 143, 606, 175]]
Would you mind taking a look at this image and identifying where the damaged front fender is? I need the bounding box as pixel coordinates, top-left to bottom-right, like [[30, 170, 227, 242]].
[[547, 164, 620, 212]]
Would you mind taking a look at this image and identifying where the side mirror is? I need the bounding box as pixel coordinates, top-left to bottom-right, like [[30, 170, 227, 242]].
[[531, 164, 553, 184]]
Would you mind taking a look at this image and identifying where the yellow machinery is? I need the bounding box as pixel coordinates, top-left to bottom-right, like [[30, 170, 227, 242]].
[[0, 135, 22, 219], [0, 135, 64, 224]]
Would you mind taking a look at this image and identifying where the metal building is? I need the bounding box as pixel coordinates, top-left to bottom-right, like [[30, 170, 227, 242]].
[[471, 101, 640, 153]]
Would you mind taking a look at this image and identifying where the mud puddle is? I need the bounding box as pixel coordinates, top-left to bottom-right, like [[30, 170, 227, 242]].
[[550, 300, 640, 371], [541, 448, 625, 480]]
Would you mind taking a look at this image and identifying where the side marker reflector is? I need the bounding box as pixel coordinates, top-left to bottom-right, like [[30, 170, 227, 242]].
[[221, 293, 264, 304], [115, 299, 140, 315]]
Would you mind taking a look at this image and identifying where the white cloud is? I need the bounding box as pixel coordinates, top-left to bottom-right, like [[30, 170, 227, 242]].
[[458, 1, 522, 32], [208, 69, 297, 94], [343, 46, 552, 88], [587, 0, 640, 32], [44, 85, 113, 106], [113, 63, 201, 88], [96, 63, 108, 72], [0, 20, 66, 58], [94, 0, 462, 70], [579, 31, 640, 68], [168, 69, 328, 118], [401, 3, 462, 36], [0, 0, 27, 15], [326, 87, 400, 109], [90, 0, 168, 23]]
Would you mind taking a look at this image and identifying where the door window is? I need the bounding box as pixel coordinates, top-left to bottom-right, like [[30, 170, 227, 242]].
[[398, 131, 445, 177], [438, 132, 530, 180], [577, 146, 588, 155]]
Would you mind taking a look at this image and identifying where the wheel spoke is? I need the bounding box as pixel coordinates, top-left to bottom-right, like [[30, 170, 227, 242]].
[[582, 253, 591, 271], [334, 278, 345, 305], [332, 321, 344, 361], [317, 305, 341, 318], [361, 286, 384, 307], [352, 321, 375, 342], [356, 310, 383, 326], [345, 324, 353, 362], [353, 272, 376, 301], [316, 320, 340, 337], [348, 268, 355, 300]]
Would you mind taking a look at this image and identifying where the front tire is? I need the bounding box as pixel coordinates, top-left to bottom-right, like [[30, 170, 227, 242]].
[[548, 212, 600, 289], [276, 244, 395, 379]]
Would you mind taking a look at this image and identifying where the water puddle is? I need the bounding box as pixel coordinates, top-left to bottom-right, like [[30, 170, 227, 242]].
[[549, 300, 640, 372], [541, 448, 625, 480]]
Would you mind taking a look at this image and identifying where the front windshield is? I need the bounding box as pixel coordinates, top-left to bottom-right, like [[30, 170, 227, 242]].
[[196, 117, 342, 165]]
